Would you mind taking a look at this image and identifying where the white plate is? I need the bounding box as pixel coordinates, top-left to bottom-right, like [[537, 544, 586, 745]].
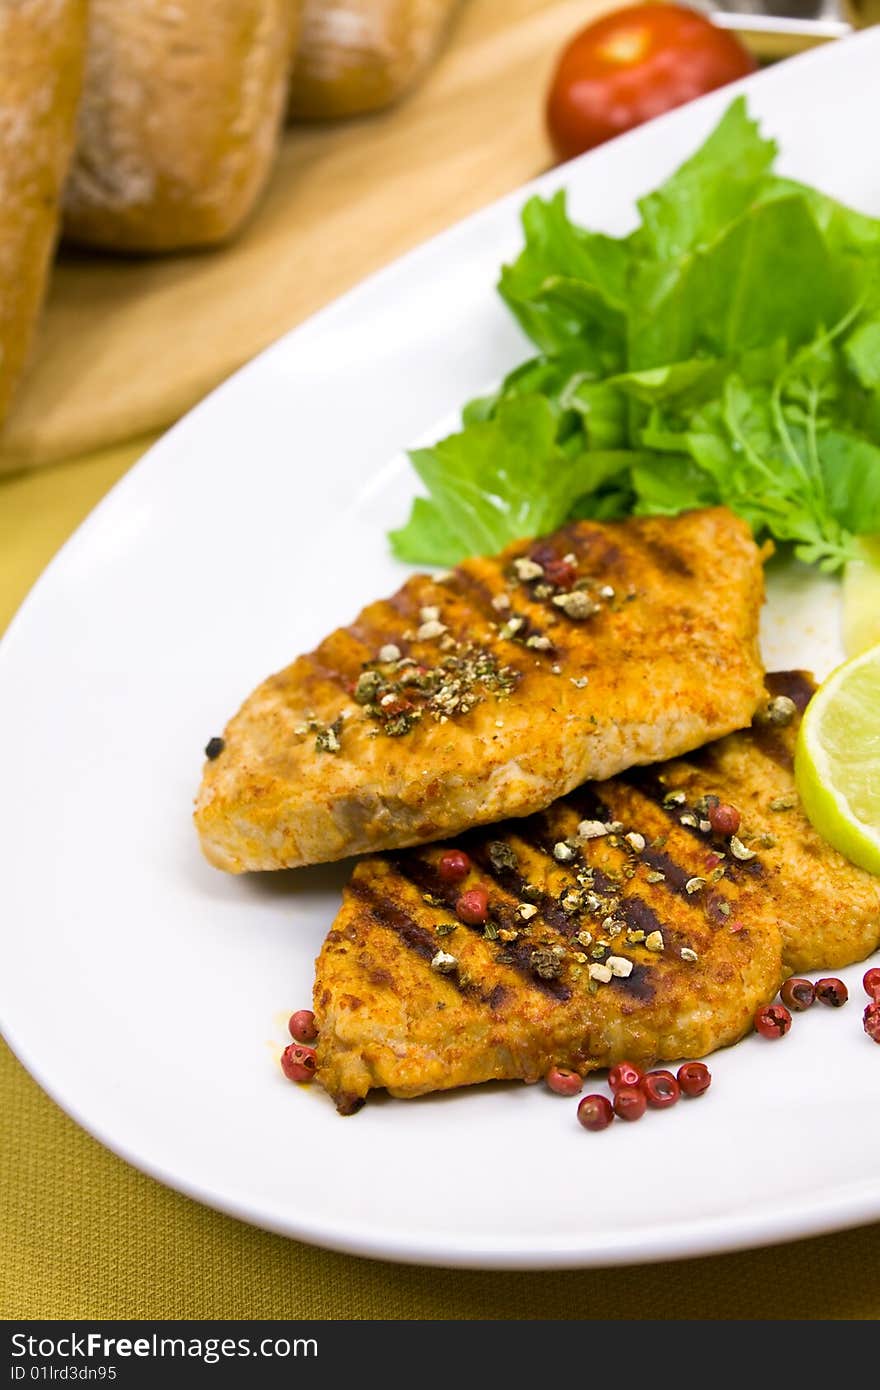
[[3, 32, 880, 1270]]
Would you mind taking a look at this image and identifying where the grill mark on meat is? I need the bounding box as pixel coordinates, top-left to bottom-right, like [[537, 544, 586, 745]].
[[619, 765, 737, 824], [385, 589, 423, 627], [342, 590, 435, 658], [716, 854, 763, 884], [620, 767, 764, 881], [349, 875, 524, 1008], [509, 813, 667, 997], [344, 620, 404, 658], [639, 846, 692, 896], [626, 528, 694, 578], [620, 766, 692, 808], [563, 784, 711, 909], [543, 522, 629, 580], [465, 828, 657, 1002], [462, 834, 576, 937], [546, 519, 597, 557], [552, 520, 607, 562], [617, 962, 655, 1001], [617, 883, 692, 950], [388, 853, 572, 1002], [517, 796, 699, 973], [301, 651, 358, 697], [620, 894, 665, 938], [444, 566, 512, 631], [448, 563, 565, 660], [342, 597, 445, 664], [492, 933, 573, 1002], [504, 812, 575, 866], [613, 891, 696, 961], [566, 781, 760, 908], [349, 876, 448, 969]]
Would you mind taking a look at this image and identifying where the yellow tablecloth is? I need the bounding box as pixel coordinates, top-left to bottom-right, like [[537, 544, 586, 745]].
[[2, 0, 879, 1324], [5, 1031, 880, 1322], [3, 994, 880, 1317]]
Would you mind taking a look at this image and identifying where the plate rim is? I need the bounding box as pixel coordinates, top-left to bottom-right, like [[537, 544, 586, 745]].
[[5, 28, 874, 659], [5, 1013, 880, 1270], [3, 29, 880, 1270]]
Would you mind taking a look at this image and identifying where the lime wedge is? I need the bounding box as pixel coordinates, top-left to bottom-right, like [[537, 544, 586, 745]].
[[843, 536, 880, 657], [795, 643, 880, 875]]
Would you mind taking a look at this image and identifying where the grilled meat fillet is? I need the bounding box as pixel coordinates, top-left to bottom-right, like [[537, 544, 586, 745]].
[[652, 671, 880, 974], [314, 673, 880, 1112], [196, 507, 765, 872]]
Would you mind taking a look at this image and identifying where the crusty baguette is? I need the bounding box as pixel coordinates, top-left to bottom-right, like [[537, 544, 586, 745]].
[[0, 0, 87, 431], [64, 1, 300, 252], [289, 0, 458, 120]]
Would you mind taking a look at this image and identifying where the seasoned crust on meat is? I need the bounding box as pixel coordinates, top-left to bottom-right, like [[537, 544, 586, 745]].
[[652, 671, 880, 973], [313, 673, 880, 1112], [314, 789, 782, 1113], [195, 507, 765, 872]]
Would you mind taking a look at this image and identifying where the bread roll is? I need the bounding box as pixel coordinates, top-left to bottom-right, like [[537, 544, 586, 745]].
[[0, 0, 87, 431], [289, 0, 458, 120], [64, 2, 300, 252]]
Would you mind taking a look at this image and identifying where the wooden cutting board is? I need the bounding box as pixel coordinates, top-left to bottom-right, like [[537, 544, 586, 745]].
[[0, 0, 615, 476]]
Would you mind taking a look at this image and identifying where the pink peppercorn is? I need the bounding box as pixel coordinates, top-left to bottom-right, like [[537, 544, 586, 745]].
[[864, 1002, 880, 1044], [456, 887, 489, 925], [289, 1009, 318, 1043], [281, 1044, 317, 1083], [546, 1066, 583, 1097], [577, 1094, 614, 1131], [438, 850, 470, 885]]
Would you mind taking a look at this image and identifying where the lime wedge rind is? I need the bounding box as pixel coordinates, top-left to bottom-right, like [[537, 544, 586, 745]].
[[794, 642, 880, 877]]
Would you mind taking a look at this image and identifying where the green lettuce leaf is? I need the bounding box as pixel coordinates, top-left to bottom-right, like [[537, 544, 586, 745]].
[[498, 191, 631, 359], [819, 431, 880, 533], [389, 98, 880, 571], [389, 396, 586, 563], [635, 96, 777, 262], [844, 318, 880, 390], [637, 337, 862, 569], [632, 196, 842, 368]]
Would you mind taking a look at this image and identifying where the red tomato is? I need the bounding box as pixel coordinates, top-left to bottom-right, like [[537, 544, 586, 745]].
[[547, 4, 756, 160]]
